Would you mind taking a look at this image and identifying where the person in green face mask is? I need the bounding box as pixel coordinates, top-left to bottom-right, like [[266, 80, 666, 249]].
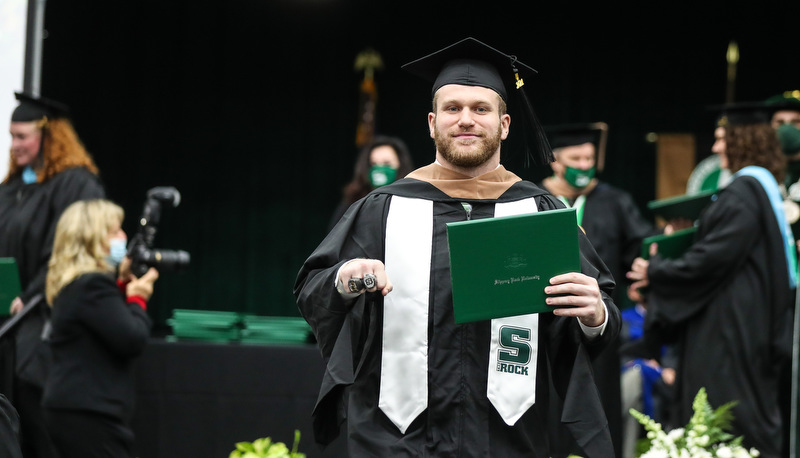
[[766, 91, 800, 185], [765, 91, 800, 240], [329, 135, 415, 230], [539, 122, 661, 458]]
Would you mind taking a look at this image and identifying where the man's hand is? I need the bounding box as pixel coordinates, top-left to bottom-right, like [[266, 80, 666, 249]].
[[545, 272, 605, 327], [338, 258, 393, 296]]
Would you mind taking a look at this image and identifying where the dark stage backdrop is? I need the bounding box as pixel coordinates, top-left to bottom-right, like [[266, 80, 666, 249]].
[[35, 0, 800, 328]]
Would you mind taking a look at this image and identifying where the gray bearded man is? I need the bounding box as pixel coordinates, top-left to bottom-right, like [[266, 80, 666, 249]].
[[294, 37, 621, 457]]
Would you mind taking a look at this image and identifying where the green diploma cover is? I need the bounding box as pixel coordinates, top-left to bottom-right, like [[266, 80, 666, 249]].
[[446, 207, 580, 323], [0, 258, 21, 317], [640, 226, 698, 260], [647, 190, 716, 222]]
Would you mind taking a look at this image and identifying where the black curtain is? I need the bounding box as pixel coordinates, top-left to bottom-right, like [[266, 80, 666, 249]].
[[37, 0, 800, 328]]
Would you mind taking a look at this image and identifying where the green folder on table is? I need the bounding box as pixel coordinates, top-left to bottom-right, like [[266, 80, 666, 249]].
[[640, 226, 698, 260], [446, 207, 580, 324], [0, 258, 21, 317], [647, 190, 716, 222]]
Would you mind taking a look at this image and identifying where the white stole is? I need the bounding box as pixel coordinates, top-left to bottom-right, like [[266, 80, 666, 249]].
[[489, 198, 540, 425], [379, 196, 540, 432], [379, 196, 432, 433]]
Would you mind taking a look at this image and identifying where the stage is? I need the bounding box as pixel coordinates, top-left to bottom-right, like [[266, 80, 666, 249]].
[[132, 339, 347, 458]]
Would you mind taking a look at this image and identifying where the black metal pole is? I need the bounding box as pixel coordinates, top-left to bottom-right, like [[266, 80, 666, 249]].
[[23, 0, 46, 95]]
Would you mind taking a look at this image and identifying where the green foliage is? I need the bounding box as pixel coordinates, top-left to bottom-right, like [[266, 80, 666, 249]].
[[229, 430, 306, 458]]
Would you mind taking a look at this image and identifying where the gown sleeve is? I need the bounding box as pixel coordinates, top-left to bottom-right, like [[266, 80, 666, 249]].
[[647, 182, 761, 324]]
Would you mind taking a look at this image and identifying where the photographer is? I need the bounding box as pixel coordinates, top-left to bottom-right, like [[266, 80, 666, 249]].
[[40, 199, 157, 458]]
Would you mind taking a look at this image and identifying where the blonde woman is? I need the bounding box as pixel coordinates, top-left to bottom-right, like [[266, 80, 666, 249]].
[[41, 199, 158, 458]]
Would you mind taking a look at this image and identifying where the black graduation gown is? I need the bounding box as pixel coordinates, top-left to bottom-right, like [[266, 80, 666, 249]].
[[0, 394, 22, 458], [0, 167, 105, 385], [295, 177, 621, 457], [540, 180, 659, 458], [645, 175, 794, 458]]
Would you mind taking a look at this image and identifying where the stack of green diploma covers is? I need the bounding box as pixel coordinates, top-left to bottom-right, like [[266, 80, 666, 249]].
[[239, 315, 313, 345], [0, 258, 21, 318], [168, 309, 313, 344], [168, 309, 244, 342], [446, 207, 580, 324]]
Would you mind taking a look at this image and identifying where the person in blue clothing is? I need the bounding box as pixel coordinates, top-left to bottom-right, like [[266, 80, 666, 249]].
[[619, 287, 678, 458]]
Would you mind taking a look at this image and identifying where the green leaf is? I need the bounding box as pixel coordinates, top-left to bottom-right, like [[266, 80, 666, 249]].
[[291, 430, 302, 455], [252, 437, 272, 454], [235, 442, 255, 452], [230, 431, 305, 458]]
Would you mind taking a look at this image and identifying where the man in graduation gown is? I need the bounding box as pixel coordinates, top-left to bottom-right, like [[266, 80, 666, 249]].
[[295, 37, 621, 457], [628, 103, 796, 458], [540, 123, 660, 458]]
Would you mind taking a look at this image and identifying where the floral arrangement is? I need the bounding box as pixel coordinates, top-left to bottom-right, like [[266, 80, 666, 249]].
[[229, 429, 306, 458], [629, 387, 760, 457]]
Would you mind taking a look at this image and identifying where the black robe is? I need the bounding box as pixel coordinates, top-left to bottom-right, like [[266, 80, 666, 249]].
[[540, 180, 659, 458], [0, 167, 105, 385], [645, 175, 794, 458], [0, 394, 22, 458], [295, 174, 621, 457]]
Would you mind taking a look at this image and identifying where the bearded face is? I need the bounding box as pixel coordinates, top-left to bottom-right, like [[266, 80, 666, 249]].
[[428, 84, 510, 171], [433, 121, 503, 168]]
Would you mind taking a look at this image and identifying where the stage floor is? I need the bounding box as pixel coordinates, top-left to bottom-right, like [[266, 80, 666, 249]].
[[133, 338, 347, 458]]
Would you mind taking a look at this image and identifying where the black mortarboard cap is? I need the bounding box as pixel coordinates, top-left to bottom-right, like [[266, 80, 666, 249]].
[[712, 102, 771, 128], [11, 92, 70, 122], [401, 37, 553, 166], [764, 90, 800, 113], [546, 122, 609, 171]]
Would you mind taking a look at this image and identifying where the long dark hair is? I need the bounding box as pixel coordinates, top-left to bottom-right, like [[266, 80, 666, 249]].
[[342, 135, 414, 204]]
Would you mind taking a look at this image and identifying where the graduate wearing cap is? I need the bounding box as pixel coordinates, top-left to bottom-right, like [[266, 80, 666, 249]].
[[0, 92, 105, 458], [540, 122, 660, 458], [766, 90, 800, 166], [628, 103, 795, 457], [295, 38, 620, 457], [764, 91, 800, 240]]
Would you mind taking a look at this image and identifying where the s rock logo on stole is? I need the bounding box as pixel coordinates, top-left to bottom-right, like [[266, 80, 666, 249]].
[[496, 325, 532, 376]]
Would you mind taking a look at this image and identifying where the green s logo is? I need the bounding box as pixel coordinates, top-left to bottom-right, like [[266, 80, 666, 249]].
[[498, 326, 531, 364]]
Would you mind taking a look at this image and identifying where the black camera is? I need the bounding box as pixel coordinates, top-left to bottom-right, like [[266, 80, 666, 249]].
[[128, 186, 191, 277]]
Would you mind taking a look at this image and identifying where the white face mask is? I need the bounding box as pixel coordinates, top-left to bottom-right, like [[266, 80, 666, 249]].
[[107, 237, 128, 268]]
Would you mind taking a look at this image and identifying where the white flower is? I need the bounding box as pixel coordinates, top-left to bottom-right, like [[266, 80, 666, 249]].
[[716, 446, 733, 458], [667, 428, 684, 441]]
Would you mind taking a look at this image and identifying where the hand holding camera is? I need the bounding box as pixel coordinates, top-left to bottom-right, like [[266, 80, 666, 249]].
[[126, 267, 160, 301]]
